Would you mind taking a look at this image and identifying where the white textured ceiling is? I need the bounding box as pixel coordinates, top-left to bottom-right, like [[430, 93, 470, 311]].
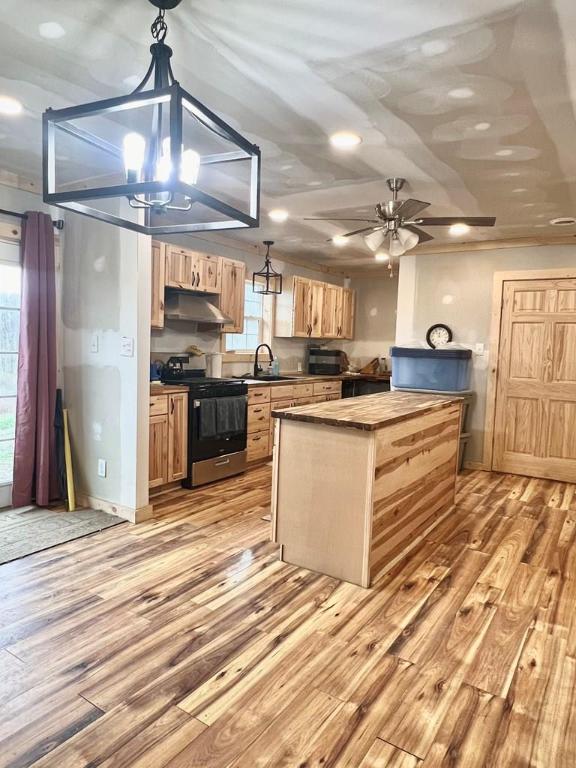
[[2, 0, 576, 270]]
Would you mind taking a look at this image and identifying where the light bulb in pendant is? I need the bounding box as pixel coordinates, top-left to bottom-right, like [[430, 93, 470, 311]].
[[123, 132, 145, 182], [181, 148, 200, 185]]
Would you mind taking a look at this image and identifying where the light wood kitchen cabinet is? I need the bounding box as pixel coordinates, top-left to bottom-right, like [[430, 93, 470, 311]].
[[149, 390, 188, 489], [322, 284, 342, 338], [246, 380, 343, 462], [220, 258, 246, 333], [275, 276, 355, 339], [341, 288, 355, 339], [167, 393, 188, 482], [292, 277, 312, 337], [164, 244, 221, 294], [151, 241, 166, 330], [165, 245, 194, 290], [149, 414, 169, 488]]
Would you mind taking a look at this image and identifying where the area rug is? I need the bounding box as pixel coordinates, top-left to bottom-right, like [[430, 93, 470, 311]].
[[0, 506, 125, 564]]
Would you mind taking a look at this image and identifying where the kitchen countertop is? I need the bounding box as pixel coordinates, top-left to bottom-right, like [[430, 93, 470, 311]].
[[271, 391, 462, 431], [150, 383, 190, 396]]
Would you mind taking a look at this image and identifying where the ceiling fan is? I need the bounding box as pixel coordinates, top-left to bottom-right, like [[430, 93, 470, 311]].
[[304, 177, 496, 258]]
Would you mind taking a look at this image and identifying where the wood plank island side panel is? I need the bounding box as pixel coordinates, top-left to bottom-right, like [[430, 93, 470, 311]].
[[369, 404, 462, 581], [274, 420, 375, 587]]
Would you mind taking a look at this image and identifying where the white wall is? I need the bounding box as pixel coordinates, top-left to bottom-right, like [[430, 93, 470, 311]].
[[61, 206, 150, 518], [395, 245, 576, 464], [341, 274, 398, 369]]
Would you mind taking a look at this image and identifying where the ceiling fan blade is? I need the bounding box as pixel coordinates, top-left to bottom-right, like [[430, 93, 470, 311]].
[[394, 199, 430, 219], [343, 225, 381, 237], [304, 217, 378, 222], [403, 224, 434, 243], [414, 216, 496, 227]]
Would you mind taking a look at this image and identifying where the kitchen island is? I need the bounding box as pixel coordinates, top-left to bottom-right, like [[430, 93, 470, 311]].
[[271, 391, 462, 587]]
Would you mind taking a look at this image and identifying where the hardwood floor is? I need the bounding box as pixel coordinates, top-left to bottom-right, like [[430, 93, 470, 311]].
[[1, 466, 575, 767]]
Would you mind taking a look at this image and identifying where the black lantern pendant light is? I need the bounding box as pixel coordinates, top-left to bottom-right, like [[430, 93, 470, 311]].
[[42, 0, 261, 235], [253, 241, 282, 295]]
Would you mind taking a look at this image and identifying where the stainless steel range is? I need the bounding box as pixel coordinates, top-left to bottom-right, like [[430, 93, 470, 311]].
[[161, 367, 248, 487]]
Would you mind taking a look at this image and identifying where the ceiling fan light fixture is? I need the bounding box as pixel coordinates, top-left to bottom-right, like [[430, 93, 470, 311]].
[[364, 229, 385, 252], [397, 226, 419, 251], [389, 234, 407, 257], [41, 0, 261, 235]]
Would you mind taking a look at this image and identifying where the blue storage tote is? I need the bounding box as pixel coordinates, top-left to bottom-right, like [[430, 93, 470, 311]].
[[390, 346, 472, 391]]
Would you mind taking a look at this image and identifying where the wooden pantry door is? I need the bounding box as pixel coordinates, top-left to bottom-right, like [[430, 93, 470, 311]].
[[493, 278, 576, 482]]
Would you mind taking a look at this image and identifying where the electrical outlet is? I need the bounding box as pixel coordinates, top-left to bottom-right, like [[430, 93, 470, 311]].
[[97, 458, 107, 478], [475, 342, 485, 355], [297, 361, 303, 372]]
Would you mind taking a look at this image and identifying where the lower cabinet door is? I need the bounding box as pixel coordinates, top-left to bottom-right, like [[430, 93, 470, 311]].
[[168, 393, 188, 482], [149, 414, 169, 488]]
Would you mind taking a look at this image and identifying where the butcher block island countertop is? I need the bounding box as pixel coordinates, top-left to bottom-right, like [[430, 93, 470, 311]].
[[271, 391, 463, 587], [272, 390, 460, 431]]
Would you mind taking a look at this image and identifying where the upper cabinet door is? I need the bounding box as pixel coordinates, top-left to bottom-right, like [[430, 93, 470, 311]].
[[220, 258, 246, 334], [321, 284, 342, 339], [151, 241, 166, 330], [341, 288, 355, 339], [292, 277, 312, 337], [165, 246, 195, 290], [309, 281, 325, 338], [195, 254, 222, 294]]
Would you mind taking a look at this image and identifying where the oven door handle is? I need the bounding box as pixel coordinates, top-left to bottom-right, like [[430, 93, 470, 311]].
[[214, 458, 231, 467]]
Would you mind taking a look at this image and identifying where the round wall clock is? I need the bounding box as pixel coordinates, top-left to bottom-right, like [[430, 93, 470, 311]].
[[426, 323, 452, 349]]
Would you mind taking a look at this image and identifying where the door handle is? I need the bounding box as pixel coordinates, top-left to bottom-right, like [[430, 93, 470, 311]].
[[191, 271, 196, 287], [171, 399, 175, 414], [196, 271, 200, 287]]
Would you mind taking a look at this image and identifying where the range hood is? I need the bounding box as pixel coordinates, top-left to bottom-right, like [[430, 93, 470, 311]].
[[164, 292, 233, 325]]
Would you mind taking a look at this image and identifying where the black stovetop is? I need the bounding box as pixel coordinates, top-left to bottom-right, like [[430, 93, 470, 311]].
[[161, 370, 247, 397]]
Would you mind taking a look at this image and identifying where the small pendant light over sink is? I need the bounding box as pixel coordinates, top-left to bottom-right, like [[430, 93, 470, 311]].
[[253, 241, 282, 295], [42, 0, 261, 235]]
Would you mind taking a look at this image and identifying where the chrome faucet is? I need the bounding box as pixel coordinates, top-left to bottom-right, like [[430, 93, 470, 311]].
[[254, 344, 274, 377]]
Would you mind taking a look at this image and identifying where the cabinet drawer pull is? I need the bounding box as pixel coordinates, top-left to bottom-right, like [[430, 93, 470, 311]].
[[253, 436, 261, 441], [171, 399, 175, 414], [191, 271, 196, 287]]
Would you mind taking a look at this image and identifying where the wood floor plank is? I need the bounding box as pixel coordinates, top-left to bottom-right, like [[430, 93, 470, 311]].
[[359, 738, 421, 767]]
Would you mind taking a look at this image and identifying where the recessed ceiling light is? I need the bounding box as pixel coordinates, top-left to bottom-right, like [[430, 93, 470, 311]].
[[374, 251, 389, 262], [307, 180, 322, 187], [39, 21, 66, 39], [268, 209, 289, 223], [474, 122, 491, 131], [449, 222, 470, 236], [550, 216, 576, 226], [523, 202, 536, 208], [502, 171, 521, 177], [332, 235, 348, 247], [448, 87, 475, 100], [329, 131, 362, 149], [280, 164, 293, 171], [512, 187, 528, 193], [421, 39, 451, 57], [496, 148, 514, 156], [0, 96, 22, 115]]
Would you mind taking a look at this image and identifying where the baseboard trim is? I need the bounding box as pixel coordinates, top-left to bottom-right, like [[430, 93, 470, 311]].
[[76, 493, 153, 524], [463, 460, 490, 471]]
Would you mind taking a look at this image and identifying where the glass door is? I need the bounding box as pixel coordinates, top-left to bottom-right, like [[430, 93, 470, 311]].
[[0, 242, 21, 508]]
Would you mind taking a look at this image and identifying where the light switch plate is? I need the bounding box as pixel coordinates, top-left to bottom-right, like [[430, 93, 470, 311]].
[[120, 336, 134, 357], [475, 342, 485, 355], [90, 333, 99, 353], [97, 458, 107, 478]]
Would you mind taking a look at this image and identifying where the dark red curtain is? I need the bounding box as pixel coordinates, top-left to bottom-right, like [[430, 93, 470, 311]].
[[12, 212, 59, 507]]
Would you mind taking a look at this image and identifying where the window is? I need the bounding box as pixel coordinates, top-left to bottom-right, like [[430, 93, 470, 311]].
[[0, 248, 21, 488], [225, 280, 264, 352]]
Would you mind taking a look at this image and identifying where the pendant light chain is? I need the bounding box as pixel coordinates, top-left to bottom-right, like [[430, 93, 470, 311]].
[[151, 8, 168, 42]]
